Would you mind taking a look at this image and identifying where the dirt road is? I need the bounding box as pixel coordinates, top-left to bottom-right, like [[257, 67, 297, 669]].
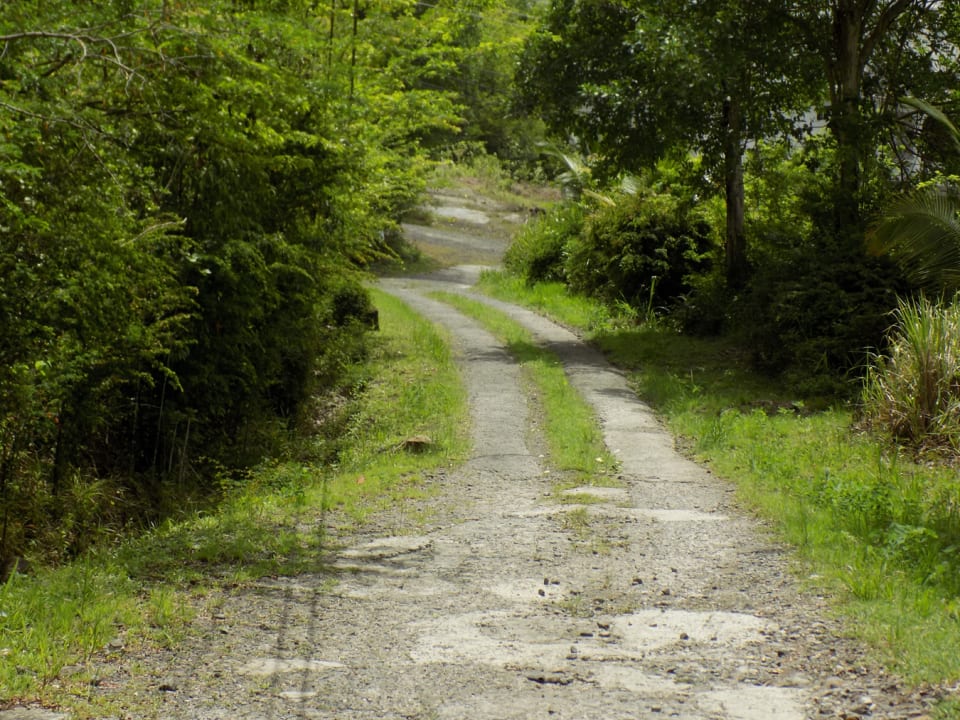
[[39, 186, 936, 719]]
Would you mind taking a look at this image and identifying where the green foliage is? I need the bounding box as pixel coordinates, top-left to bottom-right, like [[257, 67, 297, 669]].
[[869, 101, 960, 296], [564, 191, 713, 313], [476, 271, 631, 332], [870, 183, 960, 293], [862, 296, 960, 450], [516, 0, 958, 380], [743, 141, 826, 245], [740, 240, 905, 393], [503, 203, 584, 283], [0, 0, 501, 569]]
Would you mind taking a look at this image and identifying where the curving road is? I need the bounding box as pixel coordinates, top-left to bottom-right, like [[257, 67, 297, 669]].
[[50, 192, 934, 720]]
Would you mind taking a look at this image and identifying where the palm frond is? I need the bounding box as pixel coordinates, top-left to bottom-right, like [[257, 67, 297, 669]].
[[869, 185, 960, 293], [903, 96, 960, 153]]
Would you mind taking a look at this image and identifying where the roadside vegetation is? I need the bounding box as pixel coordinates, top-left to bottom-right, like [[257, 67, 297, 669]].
[[0, 0, 542, 575], [4, 0, 960, 715], [0, 290, 468, 710], [476, 273, 960, 695], [480, 2, 960, 699]]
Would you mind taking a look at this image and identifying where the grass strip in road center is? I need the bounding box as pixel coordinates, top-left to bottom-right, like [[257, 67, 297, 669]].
[[430, 291, 619, 488]]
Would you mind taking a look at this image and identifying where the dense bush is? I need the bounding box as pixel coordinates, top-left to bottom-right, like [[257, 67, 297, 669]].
[[0, 0, 483, 569], [564, 192, 713, 313], [503, 204, 584, 283], [739, 237, 906, 393]]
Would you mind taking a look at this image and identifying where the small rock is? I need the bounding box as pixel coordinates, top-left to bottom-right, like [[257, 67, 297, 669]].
[[400, 435, 433, 453]]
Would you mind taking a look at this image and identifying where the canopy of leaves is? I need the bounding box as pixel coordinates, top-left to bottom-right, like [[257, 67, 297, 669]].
[[516, 0, 819, 177], [0, 0, 516, 567]]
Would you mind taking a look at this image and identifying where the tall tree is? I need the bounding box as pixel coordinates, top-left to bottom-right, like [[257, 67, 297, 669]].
[[0, 0, 474, 565], [794, 0, 945, 237], [517, 0, 818, 286]]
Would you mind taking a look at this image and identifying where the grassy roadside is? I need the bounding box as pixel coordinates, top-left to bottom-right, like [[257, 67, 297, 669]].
[[477, 271, 960, 712], [0, 288, 468, 713], [431, 291, 619, 489]]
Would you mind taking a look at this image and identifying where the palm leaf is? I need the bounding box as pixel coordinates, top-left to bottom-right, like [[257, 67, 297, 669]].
[[903, 96, 960, 153], [869, 185, 960, 293], [869, 99, 960, 294]]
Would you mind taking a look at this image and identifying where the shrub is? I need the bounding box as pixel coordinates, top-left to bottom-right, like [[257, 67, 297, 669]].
[[503, 203, 584, 283], [563, 192, 713, 313], [738, 236, 905, 395]]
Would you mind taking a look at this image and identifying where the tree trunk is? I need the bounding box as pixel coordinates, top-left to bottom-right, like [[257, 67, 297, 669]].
[[723, 91, 747, 287], [826, 0, 920, 240], [829, 0, 865, 238]]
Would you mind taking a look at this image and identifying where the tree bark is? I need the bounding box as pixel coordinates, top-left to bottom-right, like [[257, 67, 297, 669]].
[[723, 91, 748, 287], [826, 0, 922, 239], [829, 0, 865, 237]]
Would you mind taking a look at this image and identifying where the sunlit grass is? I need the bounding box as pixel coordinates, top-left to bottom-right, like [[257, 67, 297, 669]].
[[312, 288, 469, 522], [476, 270, 627, 332], [478, 271, 960, 694], [431, 291, 618, 487]]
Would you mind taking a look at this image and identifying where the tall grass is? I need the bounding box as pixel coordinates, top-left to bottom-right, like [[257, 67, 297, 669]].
[[862, 295, 960, 450]]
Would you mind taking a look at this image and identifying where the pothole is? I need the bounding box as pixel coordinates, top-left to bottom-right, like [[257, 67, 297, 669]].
[[636, 509, 728, 522], [507, 506, 728, 522], [696, 685, 808, 720], [0, 711, 70, 720], [489, 579, 565, 603], [277, 690, 320, 701], [410, 610, 572, 667]]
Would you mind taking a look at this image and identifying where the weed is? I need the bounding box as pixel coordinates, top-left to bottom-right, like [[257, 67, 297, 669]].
[[560, 507, 591, 538], [554, 593, 592, 618]]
